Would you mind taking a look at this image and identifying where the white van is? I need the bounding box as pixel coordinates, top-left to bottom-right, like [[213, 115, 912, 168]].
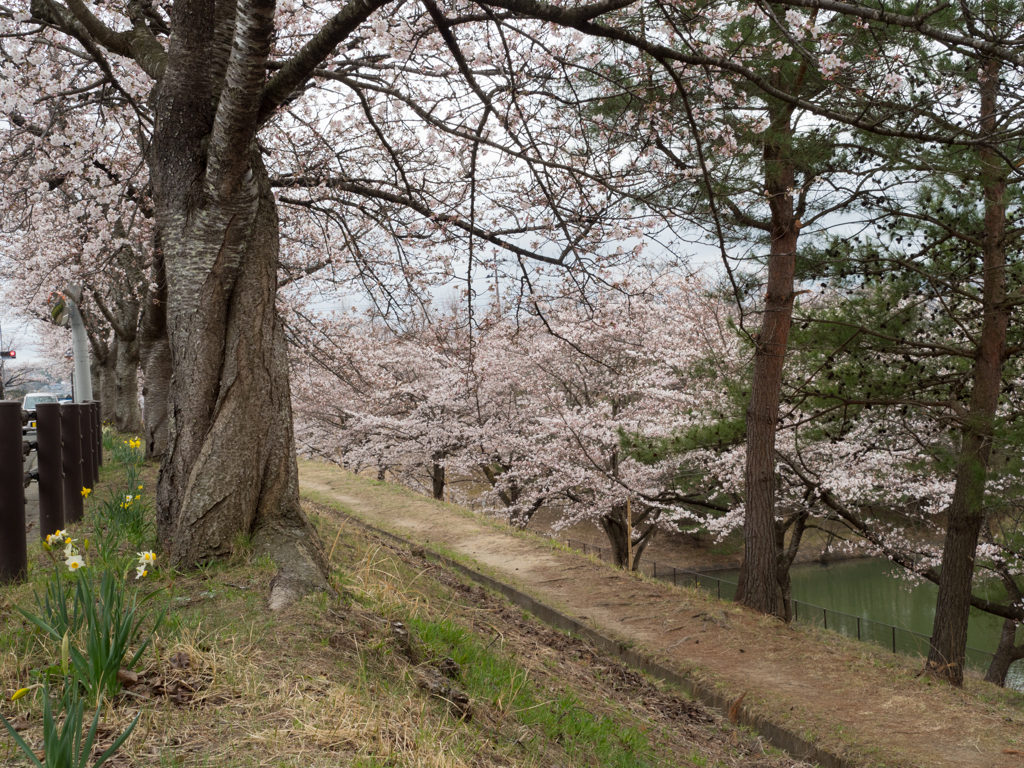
[[22, 392, 58, 433]]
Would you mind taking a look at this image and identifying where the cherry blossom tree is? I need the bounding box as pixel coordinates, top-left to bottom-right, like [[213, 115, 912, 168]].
[[2, 0, 681, 605], [293, 272, 739, 570]]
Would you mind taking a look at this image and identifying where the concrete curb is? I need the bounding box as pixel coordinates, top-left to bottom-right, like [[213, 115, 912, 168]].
[[328, 506, 853, 768]]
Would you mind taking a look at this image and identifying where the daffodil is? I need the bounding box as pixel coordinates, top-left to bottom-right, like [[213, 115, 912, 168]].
[[11, 687, 30, 701], [46, 529, 67, 547], [65, 555, 85, 571], [81, 487, 91, 498], [138, 551, 156, 565], [135, 564, 148, 579]]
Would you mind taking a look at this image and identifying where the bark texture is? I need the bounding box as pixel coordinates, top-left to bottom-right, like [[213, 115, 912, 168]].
[[926, 59, 1009, 687], [114, 333, 142, 432], [154, 154, 329, 605], [92, 338, 117, 422], [735, 104, 799, 621], [140, 242, 170, 460], [151, 0, 329, 607]]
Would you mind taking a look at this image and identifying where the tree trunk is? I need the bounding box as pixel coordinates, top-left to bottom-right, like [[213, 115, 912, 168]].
[[154, 152, 329, 607], [431, 458, 445, 501], [115, 333, 143, 433], [984, 618, 1024, 687], [926, 59, 1009, 687], [96, 342, 117, 423], [140, 241, 170, 460], [91, 359, 101, 405], [599, 503, 654, 571], [735, 107, 799, 621]]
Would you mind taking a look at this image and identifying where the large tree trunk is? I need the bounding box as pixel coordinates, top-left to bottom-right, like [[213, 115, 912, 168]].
[[95, 342, 117, 423], [735, 106, 799, 621], [154, 153, 329, 606], [150, 0, 329, 606], [140, 241, 171, 460], [114, 333, 143, 433], [926, 60, 1009, 687]]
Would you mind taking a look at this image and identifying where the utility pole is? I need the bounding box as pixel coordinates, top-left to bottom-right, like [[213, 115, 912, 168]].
[[49, 289, 92, 403]]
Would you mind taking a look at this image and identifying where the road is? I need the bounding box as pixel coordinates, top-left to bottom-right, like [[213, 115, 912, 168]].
[[23, 430, 41, 548]]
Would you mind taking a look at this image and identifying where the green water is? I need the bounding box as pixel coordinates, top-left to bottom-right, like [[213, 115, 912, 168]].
[[718, 558, 1023, 689]]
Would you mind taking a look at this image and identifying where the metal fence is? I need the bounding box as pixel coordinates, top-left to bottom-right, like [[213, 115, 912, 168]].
[[562, 537, 1021, 687]]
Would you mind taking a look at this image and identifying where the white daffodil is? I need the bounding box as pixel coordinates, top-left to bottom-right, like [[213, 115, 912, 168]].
[[46, 529, 67, 547], [65, 555, 85, 571]]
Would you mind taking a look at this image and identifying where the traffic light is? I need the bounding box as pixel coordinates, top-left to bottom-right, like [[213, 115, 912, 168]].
[[0, 350, 14, 359]]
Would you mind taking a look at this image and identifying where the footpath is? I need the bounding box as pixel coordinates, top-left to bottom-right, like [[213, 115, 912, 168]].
[[297, 460, 1024, 768]]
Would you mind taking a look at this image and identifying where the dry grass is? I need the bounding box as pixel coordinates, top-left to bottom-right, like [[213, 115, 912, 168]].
[[0, 467, 808, 768]]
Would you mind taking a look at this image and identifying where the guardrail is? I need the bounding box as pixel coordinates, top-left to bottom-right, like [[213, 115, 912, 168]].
[[562, 537, 1021, 688]]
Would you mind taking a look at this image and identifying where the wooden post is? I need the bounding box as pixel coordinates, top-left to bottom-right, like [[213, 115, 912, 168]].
[[35, 403, 64, 540], [61, 403, 84, 524], [0, 402, 27, 583]]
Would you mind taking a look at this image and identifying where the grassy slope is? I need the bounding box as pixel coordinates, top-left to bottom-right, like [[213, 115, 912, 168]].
[[0, 457, 803, 768]]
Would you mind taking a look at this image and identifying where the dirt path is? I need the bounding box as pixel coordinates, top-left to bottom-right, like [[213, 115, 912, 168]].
[[298, 461, 1024, 768]]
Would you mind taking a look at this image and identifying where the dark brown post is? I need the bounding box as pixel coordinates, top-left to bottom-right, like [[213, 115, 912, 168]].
[[61, 403, 84, 524], [80, 402, 95, 489], [36, 403, 64, 540], [88, 402, 100, 480], [0, 401, 28, 584], [92, 403, 102, 468]]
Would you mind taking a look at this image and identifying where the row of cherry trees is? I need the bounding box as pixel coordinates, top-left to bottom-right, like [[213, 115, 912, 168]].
[[292, 273, 740, 567], [291, 275, 1024, 685]]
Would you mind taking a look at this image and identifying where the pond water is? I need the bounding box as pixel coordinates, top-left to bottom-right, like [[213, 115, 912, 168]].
[[717, 558, 1023, 691]]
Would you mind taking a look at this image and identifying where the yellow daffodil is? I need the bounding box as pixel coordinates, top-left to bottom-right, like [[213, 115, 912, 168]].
[[11, 687, 30, 701], [81, 487, 91, 498]]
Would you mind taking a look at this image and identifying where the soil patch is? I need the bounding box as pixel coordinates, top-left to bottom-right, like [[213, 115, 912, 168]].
[[299, 460, 1024, 768]]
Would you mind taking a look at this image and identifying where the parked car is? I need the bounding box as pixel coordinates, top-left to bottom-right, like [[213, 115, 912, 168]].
[[22, 392, 58, 434]]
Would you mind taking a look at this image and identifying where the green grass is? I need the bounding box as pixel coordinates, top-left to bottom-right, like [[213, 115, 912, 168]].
[[407, 616, 663, 768], [1, 451, 813, 768]]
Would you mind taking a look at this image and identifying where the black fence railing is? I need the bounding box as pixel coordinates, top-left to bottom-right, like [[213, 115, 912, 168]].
[[562, 537, 1022, 689]]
